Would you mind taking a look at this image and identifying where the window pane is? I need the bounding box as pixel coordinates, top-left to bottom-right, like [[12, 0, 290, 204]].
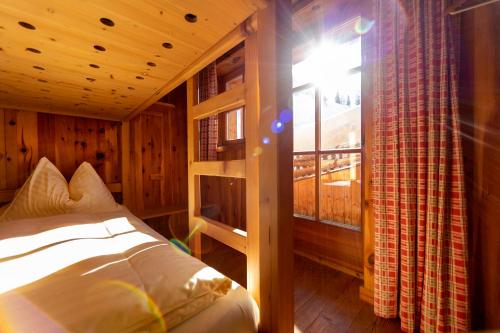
[[226, 108, 243, 141], [293, 154, 316, 218], [334, 37, 361, 71], [319, 153, 361, 228], [321, 72, 361, 150], [293, 87, 315, 152], [292, 57, 314, 88]]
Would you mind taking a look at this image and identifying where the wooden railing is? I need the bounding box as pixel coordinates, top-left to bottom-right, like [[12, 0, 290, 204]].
[[293, 165, 361, 228]]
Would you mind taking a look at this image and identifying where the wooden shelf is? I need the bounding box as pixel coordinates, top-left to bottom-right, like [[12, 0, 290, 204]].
[[133, 205, 187, 220]]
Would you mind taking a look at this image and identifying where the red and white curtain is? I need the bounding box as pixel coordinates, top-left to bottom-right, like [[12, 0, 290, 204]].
[[372, 1, 468, 332], [198, 62, 219, 161]]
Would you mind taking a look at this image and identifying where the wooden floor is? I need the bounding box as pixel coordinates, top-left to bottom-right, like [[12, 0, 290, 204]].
[[294, 255, 401, 333], [200, 238, 401, 332]]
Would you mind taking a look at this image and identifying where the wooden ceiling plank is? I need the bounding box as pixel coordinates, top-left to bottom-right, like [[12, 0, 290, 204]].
[[0, 0, 261, 118]]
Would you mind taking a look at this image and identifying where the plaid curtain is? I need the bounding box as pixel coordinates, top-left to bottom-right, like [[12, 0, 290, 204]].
[[198, 62, 218, 161], [372, 1, 469, 332]]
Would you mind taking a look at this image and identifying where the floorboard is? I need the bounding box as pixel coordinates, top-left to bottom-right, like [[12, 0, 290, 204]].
[[294, 255, 401, 333], [200, 239, 402, 333]]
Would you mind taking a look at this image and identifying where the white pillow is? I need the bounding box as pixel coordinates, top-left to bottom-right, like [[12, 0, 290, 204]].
[[0, 157, 72, 222], [68, 162, 120, 213]]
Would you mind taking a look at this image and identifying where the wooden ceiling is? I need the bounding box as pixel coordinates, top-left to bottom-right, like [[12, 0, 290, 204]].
[[0, 0, 263, 120]]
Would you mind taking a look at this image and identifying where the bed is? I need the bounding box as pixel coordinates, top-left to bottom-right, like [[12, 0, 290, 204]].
[[0, 159, 258, 333]]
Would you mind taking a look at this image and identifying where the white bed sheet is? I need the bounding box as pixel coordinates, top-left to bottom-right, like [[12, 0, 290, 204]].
[[171, 286, 258, 333], [0, 207, 258, 333]]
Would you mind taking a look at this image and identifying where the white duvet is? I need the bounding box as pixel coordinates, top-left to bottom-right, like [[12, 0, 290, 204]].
[[0, 208, 243, 332]]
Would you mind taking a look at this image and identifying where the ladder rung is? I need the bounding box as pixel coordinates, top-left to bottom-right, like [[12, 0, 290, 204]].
[[192, 160, 246, 178], [192, 84, 245, 120], [193, 216, 247, 254]]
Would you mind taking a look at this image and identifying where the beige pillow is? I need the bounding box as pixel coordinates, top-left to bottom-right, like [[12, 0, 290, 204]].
[[0, 157, 71, 222], [68, 162, 120, 213]]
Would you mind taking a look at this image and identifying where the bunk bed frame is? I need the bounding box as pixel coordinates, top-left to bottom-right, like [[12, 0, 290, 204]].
[[187, 4, 294, 331], [126, 2, 294, 331], [0, 1, 295, 331]]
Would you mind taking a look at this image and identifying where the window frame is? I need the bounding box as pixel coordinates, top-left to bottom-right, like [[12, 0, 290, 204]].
[[218, 107, 245, 150], [292, 29, 364, 231]]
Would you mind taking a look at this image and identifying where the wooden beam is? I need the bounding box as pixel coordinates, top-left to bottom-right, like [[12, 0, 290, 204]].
[[0, 105, 121, 121], [245, 1, 294, 331], [361, 0, 375, 305], [134, 205, 187, 220], [197, 216, 247, 254], [125, 23, 250, 121], [187, 77, 202, 259], [192, 160, 246, 178], [192, 84, 246, 120]]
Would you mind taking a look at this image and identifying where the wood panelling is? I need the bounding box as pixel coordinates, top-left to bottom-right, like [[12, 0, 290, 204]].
[[294, 166, 362, 228], [127, 84, 189, 247], [201, 175, 247, 231], [201, 234, 247, 287], [459, 2, 500, 329], [0, 0, 263, 120], [160, 84, 189, 209], [295, 218, 363, 278], [128, 84, 188, 215], [0, 109, 120, 189]]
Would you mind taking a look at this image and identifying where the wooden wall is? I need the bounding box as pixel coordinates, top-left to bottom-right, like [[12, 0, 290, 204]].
[[459, 3, 500, 329], [200, 116, 247, 231], [0, 109, 121, 190], [294, 165, 361, 228], [129, 97, 188, 212], [128, 84, 189, 240]]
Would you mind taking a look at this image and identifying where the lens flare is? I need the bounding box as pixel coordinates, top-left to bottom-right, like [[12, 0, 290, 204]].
[[262, 137, 270, 145], [279, 108, 293, 123], [89, 280, 166, 332], [170, 238, 190, 255], [271, 120, 284, 134], [253, 146, 263, 156], [354, 17, 374, 35]]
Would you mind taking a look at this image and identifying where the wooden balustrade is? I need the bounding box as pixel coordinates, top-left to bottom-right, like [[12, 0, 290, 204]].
[[293, 165, 361, 228]]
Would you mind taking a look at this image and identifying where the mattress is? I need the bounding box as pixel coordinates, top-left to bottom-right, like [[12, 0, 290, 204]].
[[0, 207, 258, 333]]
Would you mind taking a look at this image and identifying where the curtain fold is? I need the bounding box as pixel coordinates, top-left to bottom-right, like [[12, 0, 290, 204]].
[[372, 1, 469, 332], [198, 62, 219, 161]]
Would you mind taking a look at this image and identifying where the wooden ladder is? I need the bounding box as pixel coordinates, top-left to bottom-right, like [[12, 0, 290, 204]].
[[186, 2, 294, 331]]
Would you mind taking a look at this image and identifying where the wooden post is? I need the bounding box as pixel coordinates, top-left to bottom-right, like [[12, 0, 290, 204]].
[[187, 77, 202, 259], [245, 1, 294, 331], [360, 1, 376, 304]]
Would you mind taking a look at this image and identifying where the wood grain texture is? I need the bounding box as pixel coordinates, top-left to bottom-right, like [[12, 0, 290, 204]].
[[250, 2, 294, 331], [0, 0, 262, 120], [459, 2, 500, 329], [0, 109, 120, 190], [201, 249, 401, 332], [295, 218, 363, 277], [127, 93, 188, 216], [294, 255, 401, 333], [294, 166, 361, 227], [201, 176, 247, 231], [187, 77, 202, 259]]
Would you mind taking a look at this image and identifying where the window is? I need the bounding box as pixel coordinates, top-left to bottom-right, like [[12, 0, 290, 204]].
[[225, 108, 244, 141], [292, 22, 362, 230]]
